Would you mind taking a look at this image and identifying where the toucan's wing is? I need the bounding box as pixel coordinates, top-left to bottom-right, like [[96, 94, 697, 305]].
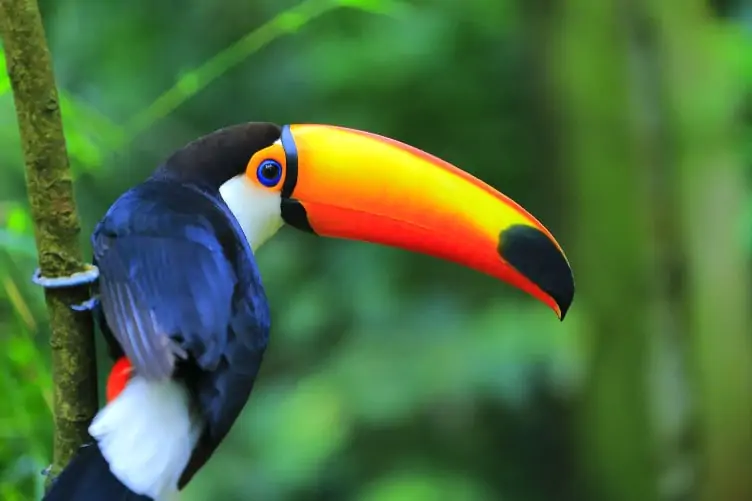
[[93, 182, 271, 487], [94, 233, 236, 380], [92, 183, 239, 380]]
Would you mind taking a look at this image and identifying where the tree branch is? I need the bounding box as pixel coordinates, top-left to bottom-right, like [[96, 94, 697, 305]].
[[0, 0, 99, 484]]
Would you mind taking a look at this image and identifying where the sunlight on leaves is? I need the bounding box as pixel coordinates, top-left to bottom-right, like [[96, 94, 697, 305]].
[[0, 50, 8, 97], [277, 11, 309, 33], [6, 207, 29, 234], [58, 94, 125, 171], [338, 0, 407, 16], [358, 470, 494, 501], [0, 205, 36, 257]]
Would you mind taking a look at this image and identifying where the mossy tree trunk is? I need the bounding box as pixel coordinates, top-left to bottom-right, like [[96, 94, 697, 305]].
[[0, 0, 99, 484]]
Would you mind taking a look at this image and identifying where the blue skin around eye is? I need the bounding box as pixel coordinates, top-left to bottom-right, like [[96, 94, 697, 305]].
[[256, 160, 282, 187]]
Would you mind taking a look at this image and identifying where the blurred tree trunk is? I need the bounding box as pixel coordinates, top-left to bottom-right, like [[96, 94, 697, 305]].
[[0, 0, 99, 485], [650, 2, 752, 500], [553, 1, 660, 500], [555, 0, 752, 500]]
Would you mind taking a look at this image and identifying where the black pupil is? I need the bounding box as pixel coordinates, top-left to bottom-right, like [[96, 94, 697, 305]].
[[261, 162, 279, 180]]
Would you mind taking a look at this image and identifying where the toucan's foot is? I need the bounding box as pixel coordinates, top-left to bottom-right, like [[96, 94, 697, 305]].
[[71, 296, 100, 312], [41, 464, 52, 477], [32, 264, 100, 289]]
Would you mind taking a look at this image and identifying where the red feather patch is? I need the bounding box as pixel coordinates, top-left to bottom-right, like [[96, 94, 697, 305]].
[[106, 357, 133, 403]]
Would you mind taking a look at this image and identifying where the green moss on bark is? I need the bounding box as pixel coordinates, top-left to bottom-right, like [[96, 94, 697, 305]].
[[0, 0, 99, 484]]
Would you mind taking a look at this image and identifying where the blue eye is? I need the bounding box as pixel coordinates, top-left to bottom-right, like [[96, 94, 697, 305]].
[[256, 159, 283, 187]]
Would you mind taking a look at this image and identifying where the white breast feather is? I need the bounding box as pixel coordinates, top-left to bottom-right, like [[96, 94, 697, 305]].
[[88, 376, 203, 501]]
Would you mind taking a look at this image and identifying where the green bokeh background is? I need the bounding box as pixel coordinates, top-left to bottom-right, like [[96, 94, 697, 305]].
[[2, 0, 752, 500]]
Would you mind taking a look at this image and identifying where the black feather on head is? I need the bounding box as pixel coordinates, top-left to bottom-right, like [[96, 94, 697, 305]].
[[153, 122, 282, 190]]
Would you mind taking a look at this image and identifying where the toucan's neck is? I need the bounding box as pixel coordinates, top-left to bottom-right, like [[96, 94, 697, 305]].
[[219, 174, 283, 252]]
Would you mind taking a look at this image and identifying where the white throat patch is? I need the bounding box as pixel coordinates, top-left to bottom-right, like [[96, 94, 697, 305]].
[[219, 175, 283, 251]]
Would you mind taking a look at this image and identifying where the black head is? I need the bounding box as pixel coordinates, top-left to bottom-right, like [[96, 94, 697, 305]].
[[153, 122, 282, 190]]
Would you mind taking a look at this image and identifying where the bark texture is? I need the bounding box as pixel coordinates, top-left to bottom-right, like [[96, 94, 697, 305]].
[[0, 0, 99, 483]]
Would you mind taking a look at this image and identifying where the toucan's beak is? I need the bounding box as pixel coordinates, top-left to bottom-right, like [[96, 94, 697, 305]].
[[277, 124, 574, 319]]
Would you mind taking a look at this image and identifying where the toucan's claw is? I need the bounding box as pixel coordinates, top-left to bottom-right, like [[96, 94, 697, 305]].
[[71, 296, 100, 312], [31, 264, 100, 289], [41, 464, 52, 477]]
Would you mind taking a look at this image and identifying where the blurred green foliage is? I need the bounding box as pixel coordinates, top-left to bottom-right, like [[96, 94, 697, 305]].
[[2, 0, 752, 500]]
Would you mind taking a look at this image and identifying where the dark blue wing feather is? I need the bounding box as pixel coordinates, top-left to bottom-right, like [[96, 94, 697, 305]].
[[94, 233, 237, 378], [91, 179, 271, 486], [93, 187, 239, 377]]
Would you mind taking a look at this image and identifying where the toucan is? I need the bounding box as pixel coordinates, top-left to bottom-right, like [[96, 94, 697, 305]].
[[43, 122, 574, 501]]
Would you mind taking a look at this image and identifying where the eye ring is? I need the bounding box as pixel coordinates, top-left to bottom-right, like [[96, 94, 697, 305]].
[[256, 159, 283, 187]]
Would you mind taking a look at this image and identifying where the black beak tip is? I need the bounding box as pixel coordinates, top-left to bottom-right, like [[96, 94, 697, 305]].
[[558, 294, 573, 322], [497, 224, 575, 320]]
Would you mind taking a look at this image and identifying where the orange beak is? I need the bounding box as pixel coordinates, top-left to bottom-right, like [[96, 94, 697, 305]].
[[277, 124, 574, 319]]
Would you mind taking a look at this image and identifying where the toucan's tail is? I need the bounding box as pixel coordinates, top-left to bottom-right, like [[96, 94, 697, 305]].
[[43, 443, 153, 501]]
